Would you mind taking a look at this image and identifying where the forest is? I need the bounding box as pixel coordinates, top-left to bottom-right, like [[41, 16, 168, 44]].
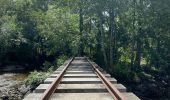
[[0, 0, 170, 100]]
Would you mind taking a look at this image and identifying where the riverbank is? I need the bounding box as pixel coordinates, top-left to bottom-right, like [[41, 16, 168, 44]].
[[0, 73, 30, 100]]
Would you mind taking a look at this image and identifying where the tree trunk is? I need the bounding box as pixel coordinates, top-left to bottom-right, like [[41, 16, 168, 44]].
[[79, 7, 84, 56], [98, 12, 108, 67], [131, 0, 136, 69], [135, 40, 142, 68], [109, 10, 115, 70], [89, 17, 92, 33], [156, 35, 160, 68], [134, 28, 142, 72], [113, 22, 117, 63], [89, 17, 92, 56], [131, 40, 135, 69]]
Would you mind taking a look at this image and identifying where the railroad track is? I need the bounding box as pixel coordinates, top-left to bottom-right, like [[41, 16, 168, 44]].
[[24, 57, 140, 100]]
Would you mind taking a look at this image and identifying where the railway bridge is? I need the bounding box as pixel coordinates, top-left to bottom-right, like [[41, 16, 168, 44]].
[[24, 57, 140, 100]]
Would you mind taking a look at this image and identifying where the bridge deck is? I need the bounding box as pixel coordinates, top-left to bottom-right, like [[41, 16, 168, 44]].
[[24, 57, 140, 100]]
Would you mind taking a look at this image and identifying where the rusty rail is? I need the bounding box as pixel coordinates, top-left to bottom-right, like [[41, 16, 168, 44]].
[[87, 58, 126, 100], [40, 58, 74, 100]]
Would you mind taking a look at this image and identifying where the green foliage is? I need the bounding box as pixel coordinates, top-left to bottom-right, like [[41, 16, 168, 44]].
[[138, 72, 153, 80], [112, 62, 132, 82], [42, 61, 54, 71], [0, 0, 169, 99], [0, 0, 79, 67], [25, 55, 68, 88], [26, 71, 50, 87], [56, 55, 68, 66], [42, 55, 68, 72], [47, 66, 55, 73]]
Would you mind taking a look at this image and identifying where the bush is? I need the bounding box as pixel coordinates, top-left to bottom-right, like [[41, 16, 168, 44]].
[[113, 63, 129, 77], [26, 71, 50, 88], [56, 55, 68, 66], [111, 62, 134, 83], [42, 55, 68, 72], [25, 56, 68, 89], [43, 61, 53, 71], [138, 71, 153, 80]]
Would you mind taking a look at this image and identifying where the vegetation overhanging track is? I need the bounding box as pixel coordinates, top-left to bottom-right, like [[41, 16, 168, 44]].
[[40, 58, 74, 100], [87, 57, 126, 100]]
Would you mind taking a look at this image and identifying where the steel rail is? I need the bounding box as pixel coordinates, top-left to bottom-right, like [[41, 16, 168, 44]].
[[87, 58, 126, 100], [40, 58, 74, 100]]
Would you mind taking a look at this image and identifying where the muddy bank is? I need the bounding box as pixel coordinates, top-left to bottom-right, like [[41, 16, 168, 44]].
[[0, 73, 30, 100]]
